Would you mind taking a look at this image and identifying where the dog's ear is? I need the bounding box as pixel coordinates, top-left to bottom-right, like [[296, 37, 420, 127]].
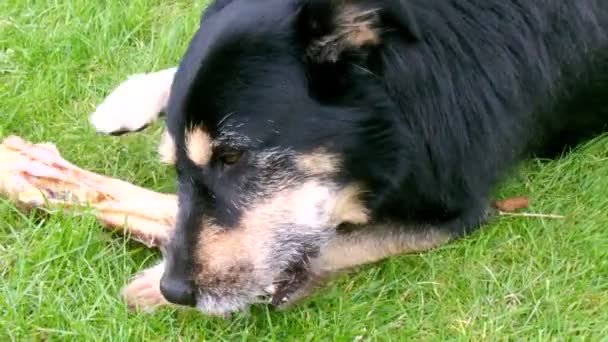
[[298, 0, 420, 63]]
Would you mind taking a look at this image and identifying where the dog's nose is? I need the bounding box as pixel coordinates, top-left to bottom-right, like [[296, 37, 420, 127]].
[[160, 275, 196, 307]]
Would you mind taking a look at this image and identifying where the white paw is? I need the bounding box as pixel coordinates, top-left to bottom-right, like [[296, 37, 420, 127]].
[[121, 262, 169, 313], [90, 67, 177, 134]]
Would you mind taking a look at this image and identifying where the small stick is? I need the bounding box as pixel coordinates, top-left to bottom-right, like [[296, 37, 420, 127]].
[[497, 211, 565, 219]]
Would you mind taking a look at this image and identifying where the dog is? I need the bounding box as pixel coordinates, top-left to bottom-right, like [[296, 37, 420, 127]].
[[89, 0, 608, 316]]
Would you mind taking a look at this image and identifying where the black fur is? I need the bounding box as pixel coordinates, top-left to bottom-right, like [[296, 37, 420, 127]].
[[162, 0, 608, 307]]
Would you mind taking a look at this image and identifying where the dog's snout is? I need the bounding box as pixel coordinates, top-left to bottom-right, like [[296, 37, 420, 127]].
[[160, 273, 196, 307], [160, 231, 196, 307]]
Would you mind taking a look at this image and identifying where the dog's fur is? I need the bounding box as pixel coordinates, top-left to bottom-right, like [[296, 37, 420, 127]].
[[93, 0, 608, 316]]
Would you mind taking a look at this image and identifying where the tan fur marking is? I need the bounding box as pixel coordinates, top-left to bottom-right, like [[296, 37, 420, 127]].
[[193, 182, 369, 283], [330, 185, 370, 225], [197, 223, 256, 274], [158, 129, 176, 165], [186, 126, 212, 166], [340, 5, 381, 47], [295, 149, 339, 175], [312, 226, 450, 273], [308, 4, 381, 62], [194, 182, 336, 288], [194, 221, 274, 290]]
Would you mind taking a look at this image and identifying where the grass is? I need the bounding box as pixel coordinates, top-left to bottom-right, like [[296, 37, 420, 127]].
[[1, 0, 607, 340]]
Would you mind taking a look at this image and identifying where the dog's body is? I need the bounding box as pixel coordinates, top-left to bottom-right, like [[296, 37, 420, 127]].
[[91, 0, 608, 316]]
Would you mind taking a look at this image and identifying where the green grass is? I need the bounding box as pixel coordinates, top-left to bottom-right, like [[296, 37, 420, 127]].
[[1, 0, 607, 340]]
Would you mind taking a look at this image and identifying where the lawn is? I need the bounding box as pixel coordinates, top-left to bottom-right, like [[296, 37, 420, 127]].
[[1, 0, 607, 340]]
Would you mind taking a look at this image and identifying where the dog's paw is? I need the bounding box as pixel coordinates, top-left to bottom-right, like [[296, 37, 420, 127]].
[[90, 67, 177, 135], [121, 262, 169, 313]]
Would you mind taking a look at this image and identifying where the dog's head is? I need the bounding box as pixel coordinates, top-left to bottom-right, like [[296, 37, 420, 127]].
[[160, 0, 419, 316]]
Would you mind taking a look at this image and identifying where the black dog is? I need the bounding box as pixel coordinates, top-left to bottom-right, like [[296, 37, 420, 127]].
[[90, 0, 608, 316]]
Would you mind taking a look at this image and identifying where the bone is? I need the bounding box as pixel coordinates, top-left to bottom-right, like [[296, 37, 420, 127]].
[[0, 135, 176, 248]]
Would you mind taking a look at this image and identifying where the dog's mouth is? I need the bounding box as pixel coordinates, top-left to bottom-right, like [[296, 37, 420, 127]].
[[194, 263, 312, 316], [269, 261, 313, 307]]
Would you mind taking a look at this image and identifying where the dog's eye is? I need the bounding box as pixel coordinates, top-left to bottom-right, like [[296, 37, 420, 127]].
[[218, 149, 243, 165]]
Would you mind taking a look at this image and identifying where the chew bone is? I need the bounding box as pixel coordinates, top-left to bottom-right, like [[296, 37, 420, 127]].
[[0, 136, 176, 247]]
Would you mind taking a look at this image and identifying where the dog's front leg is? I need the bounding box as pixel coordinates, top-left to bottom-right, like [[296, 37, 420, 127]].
[[274, 225, 451, 309], [313, 225, 451, 273], [90, 67, 177, 135], [122, 261, 171, 313]]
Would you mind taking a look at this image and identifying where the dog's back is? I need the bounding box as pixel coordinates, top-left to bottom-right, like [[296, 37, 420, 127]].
[[365, 0, 608, 229]]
